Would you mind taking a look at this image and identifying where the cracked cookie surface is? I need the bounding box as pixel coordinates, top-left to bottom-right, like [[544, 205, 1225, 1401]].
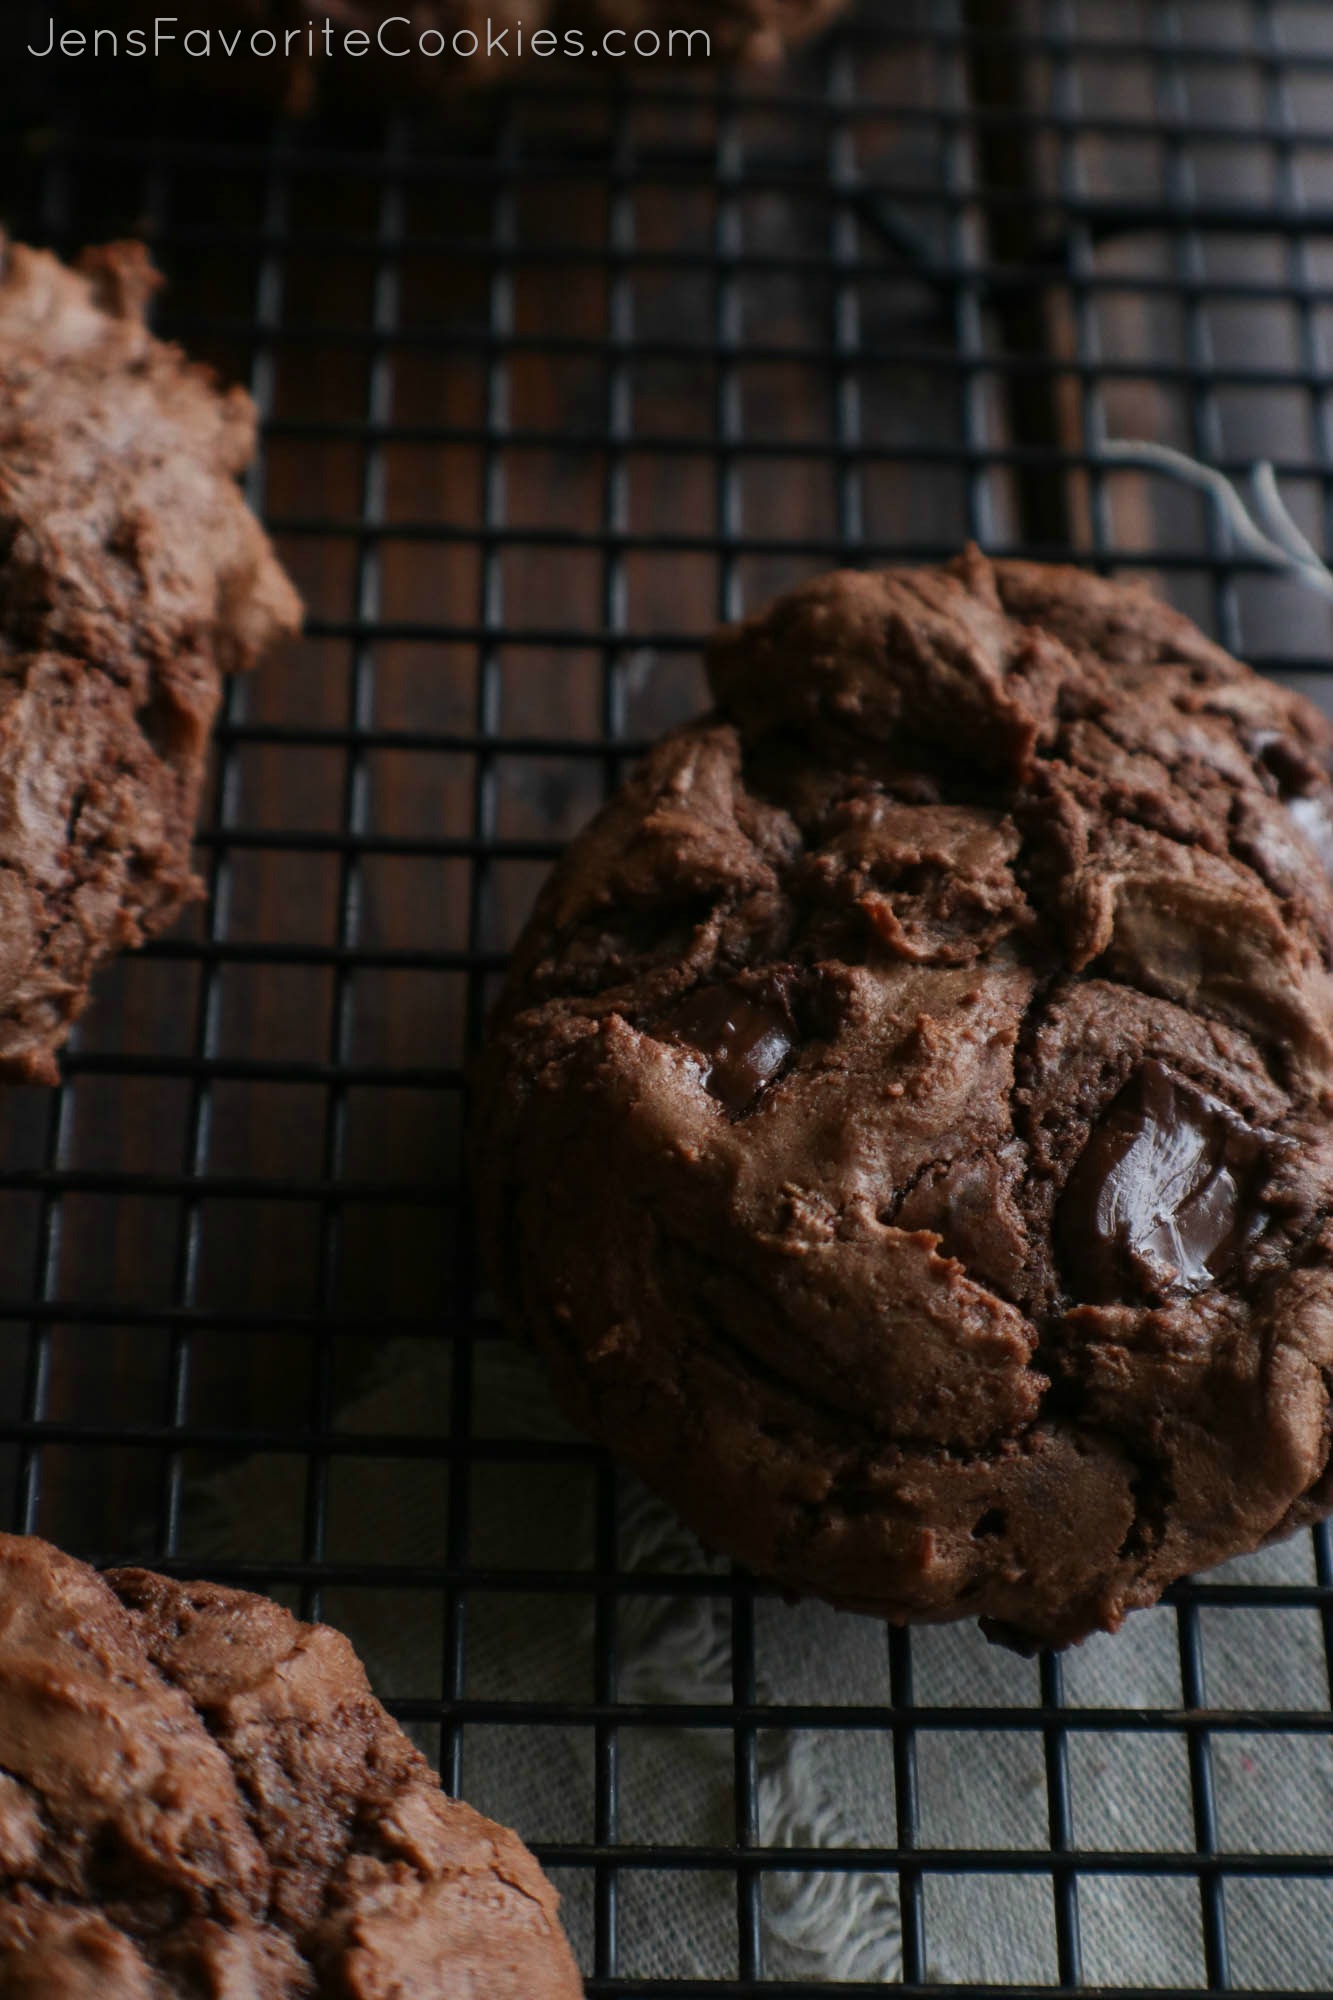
[[0, 235, 301, 1082], [0, 1534, 582, 1998], [476, 550, 1333, 1648]]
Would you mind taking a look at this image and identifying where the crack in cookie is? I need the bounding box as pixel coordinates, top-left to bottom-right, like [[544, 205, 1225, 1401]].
[[476, 550, 1333, 1648]]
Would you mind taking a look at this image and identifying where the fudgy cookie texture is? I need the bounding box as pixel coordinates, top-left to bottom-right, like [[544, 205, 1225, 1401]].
[[476, 550, 1333, 1649], [0, 1535, 583, 1998], [0, 236, 301, 1083]]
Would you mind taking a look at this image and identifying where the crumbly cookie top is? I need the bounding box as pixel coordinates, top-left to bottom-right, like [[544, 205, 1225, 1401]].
[[480, 550, 1333, 1645], [0, 238, 302, 1081], [0, 1535, 581, 1998], [0, 236, 301, 700]]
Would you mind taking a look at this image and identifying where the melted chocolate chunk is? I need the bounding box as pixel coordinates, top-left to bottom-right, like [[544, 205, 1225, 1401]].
[[1059, 1060, 1270, 1303], [663, 985, 794, 1110]]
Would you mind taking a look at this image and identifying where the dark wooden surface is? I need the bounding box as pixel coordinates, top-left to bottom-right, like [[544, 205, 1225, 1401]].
[[0, 18, 987, 1561]]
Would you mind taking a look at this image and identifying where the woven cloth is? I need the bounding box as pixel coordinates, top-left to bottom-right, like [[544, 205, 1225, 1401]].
[[190, 1333, 1333, 1990]]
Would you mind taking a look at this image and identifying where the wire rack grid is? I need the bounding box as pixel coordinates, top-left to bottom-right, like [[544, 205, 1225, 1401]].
[[4, 0, 1333, 1993]]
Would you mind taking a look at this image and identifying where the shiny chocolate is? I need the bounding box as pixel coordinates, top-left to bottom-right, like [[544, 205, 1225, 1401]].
[[1059, 1060, 1269, 1302], [663, 985, 794, 1110]]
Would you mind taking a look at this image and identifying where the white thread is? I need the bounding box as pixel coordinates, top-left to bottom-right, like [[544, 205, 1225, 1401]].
[[1099, 439, 1333, 601]]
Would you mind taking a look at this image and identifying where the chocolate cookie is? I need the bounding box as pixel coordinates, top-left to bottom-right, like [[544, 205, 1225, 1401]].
[[0, 1535, 582, 1997], [476, 550, 1333, 1649], [0, 236, 301, 1082]]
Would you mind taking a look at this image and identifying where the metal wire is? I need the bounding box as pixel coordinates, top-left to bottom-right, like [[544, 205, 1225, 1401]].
[[3, 1, 1333, 1993]]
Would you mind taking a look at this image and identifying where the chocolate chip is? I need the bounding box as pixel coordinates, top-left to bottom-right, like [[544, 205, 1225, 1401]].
[[1058, 1060, 1270, 1303], [663, 985, 794, 1110]]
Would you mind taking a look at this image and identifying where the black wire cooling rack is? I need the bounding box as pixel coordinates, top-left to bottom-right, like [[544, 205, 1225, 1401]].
[[5, 1, 1333, 1993]]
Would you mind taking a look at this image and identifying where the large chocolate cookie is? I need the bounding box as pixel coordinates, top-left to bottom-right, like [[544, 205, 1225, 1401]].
[[0, 1535, 583, 1997], [0, 236, 301, 1082], [477, 550, 1333, 1649]]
